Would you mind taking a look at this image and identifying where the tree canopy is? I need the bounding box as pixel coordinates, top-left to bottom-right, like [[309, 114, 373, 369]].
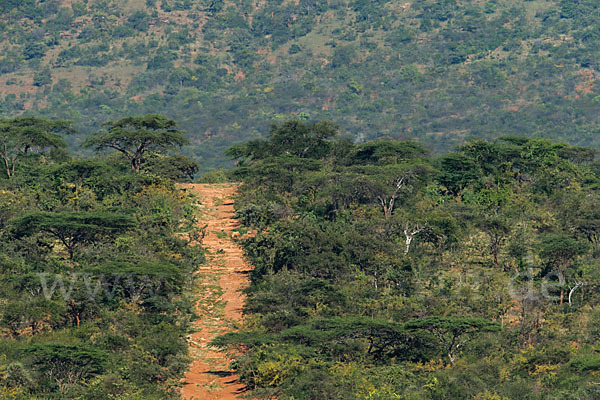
[[0, 117, 71, 178], [10, 211, 135, 259], [85, 114, 188, 172], [215, 122, 600, 399]]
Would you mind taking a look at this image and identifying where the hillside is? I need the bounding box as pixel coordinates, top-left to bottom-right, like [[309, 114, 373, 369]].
[[214, 120, 600, 399], [1, 114, 600, 398], [0, 116, 203, 398], [1, 0, 600, 169]]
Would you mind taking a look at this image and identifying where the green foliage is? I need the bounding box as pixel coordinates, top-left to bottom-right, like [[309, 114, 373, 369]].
[[10, 211, 134, 258], [85, 114, 188, 172], [23, 42, 46, 60], [404, 316, 500, 365], [33, 67, 52, 87], [219, 126, 600, 398], [24, 343, 108, 391], [438, 153, 481, 195], [228, 120, 338, 163], [128, 10, 149, 31], [0, 115, 200, 398], [142, 153, 199, 181], [353, 140, 430, 165], [4, 0, 600, 171], [0, 116, 70, 178]]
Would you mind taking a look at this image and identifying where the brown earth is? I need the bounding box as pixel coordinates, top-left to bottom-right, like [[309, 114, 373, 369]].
[[179, 183, 252, 400]]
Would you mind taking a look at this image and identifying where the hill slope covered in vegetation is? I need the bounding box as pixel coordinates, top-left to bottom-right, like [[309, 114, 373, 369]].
[[0, 115, 203, 398], [2, 0, 600, 169], [217, 120, 600, 399]]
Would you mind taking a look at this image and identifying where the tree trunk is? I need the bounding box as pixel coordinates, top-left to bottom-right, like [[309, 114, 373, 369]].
[[568, 282, 583, 306], [373, 269, 378, 290], [405, 234, 413, 254], [131, 158, 139, 171], [493, 249, 498, 266], [489, 234, 501, 267], [1, 144, 13, 178], [448, 352, 456, 366], [558, 267, 566, 305], [403, 224, 426, 254], [377, 175, 409, 219], [3, 157, 11, 179]]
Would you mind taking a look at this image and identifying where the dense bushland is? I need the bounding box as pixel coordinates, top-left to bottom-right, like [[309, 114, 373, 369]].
[[217, 120, 600, 399], [0, 115, 201, 399]]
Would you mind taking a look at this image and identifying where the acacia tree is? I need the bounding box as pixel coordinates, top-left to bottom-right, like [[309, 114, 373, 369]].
[[438, 153, 481, 195], [278, 317, 423, 362], [10, 212, 134, 259], [353, 140, 430, 165], [388, 209, 430, 255], [477, 216, 511, 267], [404, 316, 500, 365], [0, 117, 71, 178], [24, 344, 107, 393], [1, 299, 65, 337], [360, 163, 432, 219], [402, 221, 428, 254], [85, 114, 188, 172], [264, 120, 337, 159], [539, 233, 588, 304], [573, 198, 600, 255], [226, 120, 338, 166], [141, 153, 199, 181]]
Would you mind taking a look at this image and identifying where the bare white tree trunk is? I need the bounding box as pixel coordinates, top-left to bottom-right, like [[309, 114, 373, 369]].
[[403, 223, 426, 254], [378, 175, 409, 218], [568, 281, 584, 306]]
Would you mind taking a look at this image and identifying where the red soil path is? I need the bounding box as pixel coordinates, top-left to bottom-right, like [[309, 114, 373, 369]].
[[179, 183, 252, 400]]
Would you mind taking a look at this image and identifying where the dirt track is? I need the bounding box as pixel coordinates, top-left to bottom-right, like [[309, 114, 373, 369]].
[[179, 183, 252, 400]]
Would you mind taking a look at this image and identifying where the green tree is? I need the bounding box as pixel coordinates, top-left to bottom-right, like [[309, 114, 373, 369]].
[[127, 10, 149, 31], [539, 233, 588, 304], [268, 120, 337, 159], [404, 316, 500, 365], [10, 212, 134, 259], [358, 163, 433, 218], [227, 120, 338, 164], [0, 117, 71, 178], [23, 42, 46, 60], [142, 153, 199, 181], [572, 197, 600, 255], [438, 153, 481, 196], [24, 344, 107, 393], [1, 298, 65, 337], [85, 114, 188, 172], [279, 316, 430, 362], [33, 67, 52, 86], [477, 215, 511, 267], [352, 140, 430, 165], [85, 261, 185, 303], [233, 155, 322, 193]]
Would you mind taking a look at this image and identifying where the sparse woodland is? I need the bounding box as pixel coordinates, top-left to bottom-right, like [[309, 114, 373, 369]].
[[2, 1, 600, 169], [1, 114, 600, 399]]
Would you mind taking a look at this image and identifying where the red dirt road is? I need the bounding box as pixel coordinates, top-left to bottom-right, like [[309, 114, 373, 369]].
[[179, 183, 252, 400]]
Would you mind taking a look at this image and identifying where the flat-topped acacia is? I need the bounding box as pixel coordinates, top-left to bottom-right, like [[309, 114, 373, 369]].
[[85, 114, 188, 172], [0, 117, 71, 178], [10, 211, 134, 259]]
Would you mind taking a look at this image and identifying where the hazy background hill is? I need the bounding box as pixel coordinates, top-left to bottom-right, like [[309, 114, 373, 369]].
[[1, 0, 600, 170]]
